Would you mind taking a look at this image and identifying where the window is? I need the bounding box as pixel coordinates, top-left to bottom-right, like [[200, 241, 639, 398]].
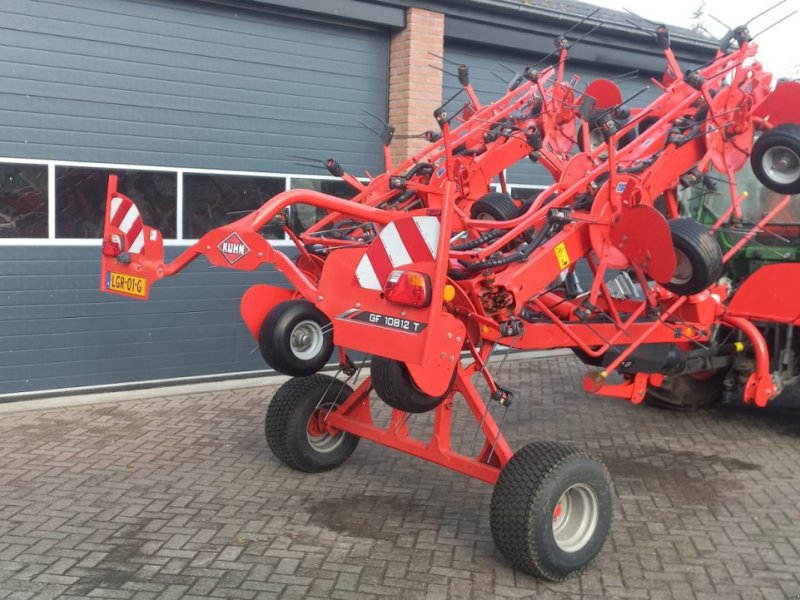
[[288, 178, 359, 234], [55, 167, 176, 239], [183, 173, 285, 239], [0, 159, 366, 244], [0, 163, 48, 238]]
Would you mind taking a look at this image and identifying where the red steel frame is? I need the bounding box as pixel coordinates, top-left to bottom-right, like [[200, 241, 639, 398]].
[[324, 348, 514, 484], [99, 26, 800, 482]]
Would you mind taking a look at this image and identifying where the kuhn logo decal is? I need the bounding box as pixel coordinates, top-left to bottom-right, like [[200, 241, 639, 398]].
[[218, 232, 250, 265]]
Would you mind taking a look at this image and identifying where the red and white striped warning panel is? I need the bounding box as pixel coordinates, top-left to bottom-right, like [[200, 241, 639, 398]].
[[108, 194, 145, 254], [355, 216, 440, 290]]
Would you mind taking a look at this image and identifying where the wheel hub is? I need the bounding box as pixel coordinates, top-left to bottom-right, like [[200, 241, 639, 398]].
[[552, 483, 600, 553], [589, 128, 605, 151], [764, 145, 800, 186], [671, 248, 692, 285], [305, 404, 345, 453], [290, 320, 324, 360]]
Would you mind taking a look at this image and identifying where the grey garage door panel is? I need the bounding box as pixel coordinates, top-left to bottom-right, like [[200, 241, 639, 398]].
[[0, 123, 374, 166], [0, 100, 380, 147], [0, 27, 383, 94], [0, 107, 377, 166], [0, 297, 255, 323], [0, 59, 382, 120], [444, 42, 662, 186], [0, 354, 258, 394], [7, 1, 384, 73], [0, 246, 285, 395], [0, 0, 388, 173], [0, 312, 242, 340]]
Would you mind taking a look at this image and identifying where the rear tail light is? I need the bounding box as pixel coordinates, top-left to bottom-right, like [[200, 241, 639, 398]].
[[102, 234, 123, 258], [383, 269, 431, 308]]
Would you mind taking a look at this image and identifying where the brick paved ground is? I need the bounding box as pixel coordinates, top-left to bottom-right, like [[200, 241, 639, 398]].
[[1, 354, 800, 599]]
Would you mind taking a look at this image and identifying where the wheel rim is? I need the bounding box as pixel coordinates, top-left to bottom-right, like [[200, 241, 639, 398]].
[[763, 145, 800, 186], [476, 212, 495, 221], [589, 128, 605, 151], [671, 248, 692, 285], [306, 402, 346, 453], [552, 483, 600, 553], [290, 319, 324, 360]]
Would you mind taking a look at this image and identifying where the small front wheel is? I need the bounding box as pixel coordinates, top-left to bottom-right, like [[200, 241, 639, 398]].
[[490, 441, 613, 581], [259, 300, 334, 377], [265, 374, 359, 473], [371, 356, 454, 413], [470, 192, 520, 222], [664, 218, 723, 296], [751, 124, 800, 195]]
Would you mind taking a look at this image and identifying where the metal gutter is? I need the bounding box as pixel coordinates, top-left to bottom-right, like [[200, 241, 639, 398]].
[[454, 0, 716, 49]]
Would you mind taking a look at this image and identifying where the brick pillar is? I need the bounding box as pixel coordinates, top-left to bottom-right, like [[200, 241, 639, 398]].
[[388, 7, 445, 162]]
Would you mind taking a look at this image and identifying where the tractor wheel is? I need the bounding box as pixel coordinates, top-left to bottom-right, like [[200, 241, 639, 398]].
[[371, 356, 454, 413], [490, 441, 613, 581], [259, 300, 334, 377], [663, 219, 723, 296], [751, 124, 800, 195], [470, 192, 520, 222], [645, 371, 727, 411], [265, 374, 359, 472]]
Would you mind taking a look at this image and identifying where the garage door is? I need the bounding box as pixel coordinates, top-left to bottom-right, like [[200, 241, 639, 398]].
[[0, 0, 388, 173], [0, 0, 389, 396]]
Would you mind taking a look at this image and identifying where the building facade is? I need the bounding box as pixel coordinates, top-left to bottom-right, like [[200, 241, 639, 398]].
[[0, 0, 715, 398]]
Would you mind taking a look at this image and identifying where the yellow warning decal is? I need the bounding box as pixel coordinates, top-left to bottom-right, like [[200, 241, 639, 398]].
[[554, 242, 570, 269]]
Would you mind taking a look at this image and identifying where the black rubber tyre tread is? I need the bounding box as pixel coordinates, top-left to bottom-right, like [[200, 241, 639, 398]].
[[490, 441, 613, 581], [645, 371, 726, 411], [664, 218, 723, 296], [750, 123, 800, 195], [258, 300, 334, 377], [371, 356, 455, 414], [265, 374, 359, 473], [470, 192, 521, 222], [578, 112, 637, 153]]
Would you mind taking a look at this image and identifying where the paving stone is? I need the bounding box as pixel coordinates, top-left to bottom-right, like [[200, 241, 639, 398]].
[[0, 355, 799, 598]]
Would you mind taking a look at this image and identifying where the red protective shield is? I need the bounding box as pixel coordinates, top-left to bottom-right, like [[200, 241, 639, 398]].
[[609, 205, 676, 283], [584, 79, 623, 110], [753, 80, 800, 127], [728, 263, 800, 324]]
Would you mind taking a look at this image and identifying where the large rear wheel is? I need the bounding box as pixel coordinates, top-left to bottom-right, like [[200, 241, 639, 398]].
[[490, 441, 613, 581], [265, 374, 359, 472]]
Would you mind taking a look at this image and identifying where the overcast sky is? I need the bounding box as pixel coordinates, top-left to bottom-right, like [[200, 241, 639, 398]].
[[580, 0, 799, 77]]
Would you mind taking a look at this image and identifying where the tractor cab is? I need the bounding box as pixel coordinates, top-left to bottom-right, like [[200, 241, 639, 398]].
[[685, 162, 800, 281]]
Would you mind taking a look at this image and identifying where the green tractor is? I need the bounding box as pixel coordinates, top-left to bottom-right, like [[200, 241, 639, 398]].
[[685, 164, 800, 282], [653, 136, 800, 411]]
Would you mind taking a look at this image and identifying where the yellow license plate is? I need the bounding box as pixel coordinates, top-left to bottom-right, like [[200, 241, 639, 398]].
[[106, 272, 147, 297]]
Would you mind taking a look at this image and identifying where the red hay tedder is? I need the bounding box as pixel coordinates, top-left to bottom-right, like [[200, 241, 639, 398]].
[[99, 13, 800, 581]]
